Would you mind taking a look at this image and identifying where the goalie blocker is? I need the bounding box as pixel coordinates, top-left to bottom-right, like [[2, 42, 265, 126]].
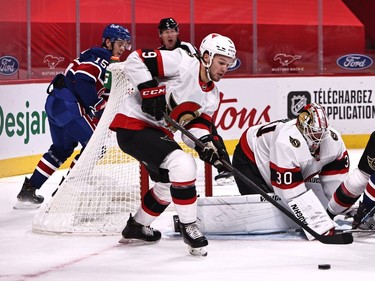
[[183, 189, 334, 240]]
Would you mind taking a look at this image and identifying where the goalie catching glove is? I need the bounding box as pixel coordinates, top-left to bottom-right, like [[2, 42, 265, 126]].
[[138, 79, 167, 121], [195, 134, 228, 169]]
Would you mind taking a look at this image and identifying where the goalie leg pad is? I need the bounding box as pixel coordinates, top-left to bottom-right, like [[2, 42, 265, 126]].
[[288, 189, 335, 241], [196, 194, 299, 234]]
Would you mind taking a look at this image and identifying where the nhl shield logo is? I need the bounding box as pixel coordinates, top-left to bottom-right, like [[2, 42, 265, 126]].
[[291, 96, 307, 116], [287, 91, 311, 119]]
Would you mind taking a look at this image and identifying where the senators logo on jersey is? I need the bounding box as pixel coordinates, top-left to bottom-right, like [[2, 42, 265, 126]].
[[289, 136, 301, 148], [330, 130, 338, 141]]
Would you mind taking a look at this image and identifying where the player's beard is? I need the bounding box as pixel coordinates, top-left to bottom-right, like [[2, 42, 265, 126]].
[[207, 69, 222, 82]]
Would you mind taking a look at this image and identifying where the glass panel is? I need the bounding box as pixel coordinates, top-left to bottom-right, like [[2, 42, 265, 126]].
[[257, 0, 319, 75], [134, 0, 191, 50], [326, 0, 375, 74], [1, 0, 374, 81], [29, 0, 76, 79], [0, 2, 27, 80], [80, 0, 131, 61], [194, 0, 253, 76]]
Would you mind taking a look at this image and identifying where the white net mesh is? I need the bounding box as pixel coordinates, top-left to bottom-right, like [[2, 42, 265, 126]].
[[32, 64, 140, 235], [32, 62, 210, 236]]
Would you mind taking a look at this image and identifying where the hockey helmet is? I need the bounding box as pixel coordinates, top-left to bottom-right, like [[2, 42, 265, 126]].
[[199, 33, 237, 68], [102, 24, 132, 50], [158, 18, 179, 34], [296, 103, 329, 152]]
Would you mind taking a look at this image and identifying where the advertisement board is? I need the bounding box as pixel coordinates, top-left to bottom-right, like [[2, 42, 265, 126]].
[[1, 76, 374, 176], [216, 76, 375, 138]]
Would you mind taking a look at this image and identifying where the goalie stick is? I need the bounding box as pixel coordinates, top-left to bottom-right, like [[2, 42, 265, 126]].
[[163, 112, 353, 245]]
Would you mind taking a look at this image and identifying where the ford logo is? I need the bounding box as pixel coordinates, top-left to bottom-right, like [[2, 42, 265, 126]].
[[336, 54, 373, 70], [0, 55, 19, 76]]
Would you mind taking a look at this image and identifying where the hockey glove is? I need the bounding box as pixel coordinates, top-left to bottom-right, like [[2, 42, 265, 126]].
[[138, 79, 166, 121], [195, 135, 227, 168], [90, 98, 107, 119]]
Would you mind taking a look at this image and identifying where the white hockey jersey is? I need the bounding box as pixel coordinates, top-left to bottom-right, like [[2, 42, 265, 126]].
[[110, 48, 219, 142], [239, 119, 349, 203]]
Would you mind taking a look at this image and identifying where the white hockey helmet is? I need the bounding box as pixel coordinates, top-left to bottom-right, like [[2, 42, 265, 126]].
[[199, 33, 237, 68], [296, 103, 329, 153]]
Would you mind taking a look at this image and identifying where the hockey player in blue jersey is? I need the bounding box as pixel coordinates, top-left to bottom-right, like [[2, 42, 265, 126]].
[[327, 131, 375, 229], [14, 24, 132, 209]]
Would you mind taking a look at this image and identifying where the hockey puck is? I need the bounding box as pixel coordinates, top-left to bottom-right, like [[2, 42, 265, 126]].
[[318, 264, 331, 270]]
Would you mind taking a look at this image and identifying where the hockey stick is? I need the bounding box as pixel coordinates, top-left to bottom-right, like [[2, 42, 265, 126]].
[[163, 112, 353, 245], [360, 205, 375, 225]]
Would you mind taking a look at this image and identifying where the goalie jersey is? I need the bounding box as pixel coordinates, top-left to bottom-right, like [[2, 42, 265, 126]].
[[239, 119, 350, 203], [110, 48, 220, 140]]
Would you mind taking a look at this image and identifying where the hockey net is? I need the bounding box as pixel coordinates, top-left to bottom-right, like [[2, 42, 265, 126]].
[[32, 62, 212, 235]]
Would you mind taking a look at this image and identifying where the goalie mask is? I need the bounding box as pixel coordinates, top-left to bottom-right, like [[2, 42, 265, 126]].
[[102, 24, 132, 50], [296, 103, 329, 153], [199, 33, 237, 69]]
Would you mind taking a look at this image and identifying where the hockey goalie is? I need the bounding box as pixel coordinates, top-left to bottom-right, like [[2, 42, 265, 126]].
[[193, 103, 350, 240]]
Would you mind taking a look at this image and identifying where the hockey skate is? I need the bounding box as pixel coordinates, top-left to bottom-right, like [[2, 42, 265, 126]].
[[352, 202, 375, 230], [13, 177, 44, 210], [180, 221, 208, 257], [119, 214, 161, 244], [214, 171, 235, 186]]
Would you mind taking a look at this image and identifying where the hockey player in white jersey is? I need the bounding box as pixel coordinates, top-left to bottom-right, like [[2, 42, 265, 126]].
[[327, 131, 375, 229], [109, 33, 237, 255], [157, 18, 235, 185], [232, 103, 350, 239]]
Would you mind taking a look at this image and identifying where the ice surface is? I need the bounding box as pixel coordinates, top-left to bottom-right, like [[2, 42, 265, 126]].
[[0, 149, 374, 281]]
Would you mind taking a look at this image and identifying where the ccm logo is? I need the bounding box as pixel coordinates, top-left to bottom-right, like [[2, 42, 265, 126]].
[[141, 86, 166, 98]]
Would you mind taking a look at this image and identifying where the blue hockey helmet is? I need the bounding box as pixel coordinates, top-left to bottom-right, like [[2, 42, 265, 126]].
[[102, 24, 131, 48]]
